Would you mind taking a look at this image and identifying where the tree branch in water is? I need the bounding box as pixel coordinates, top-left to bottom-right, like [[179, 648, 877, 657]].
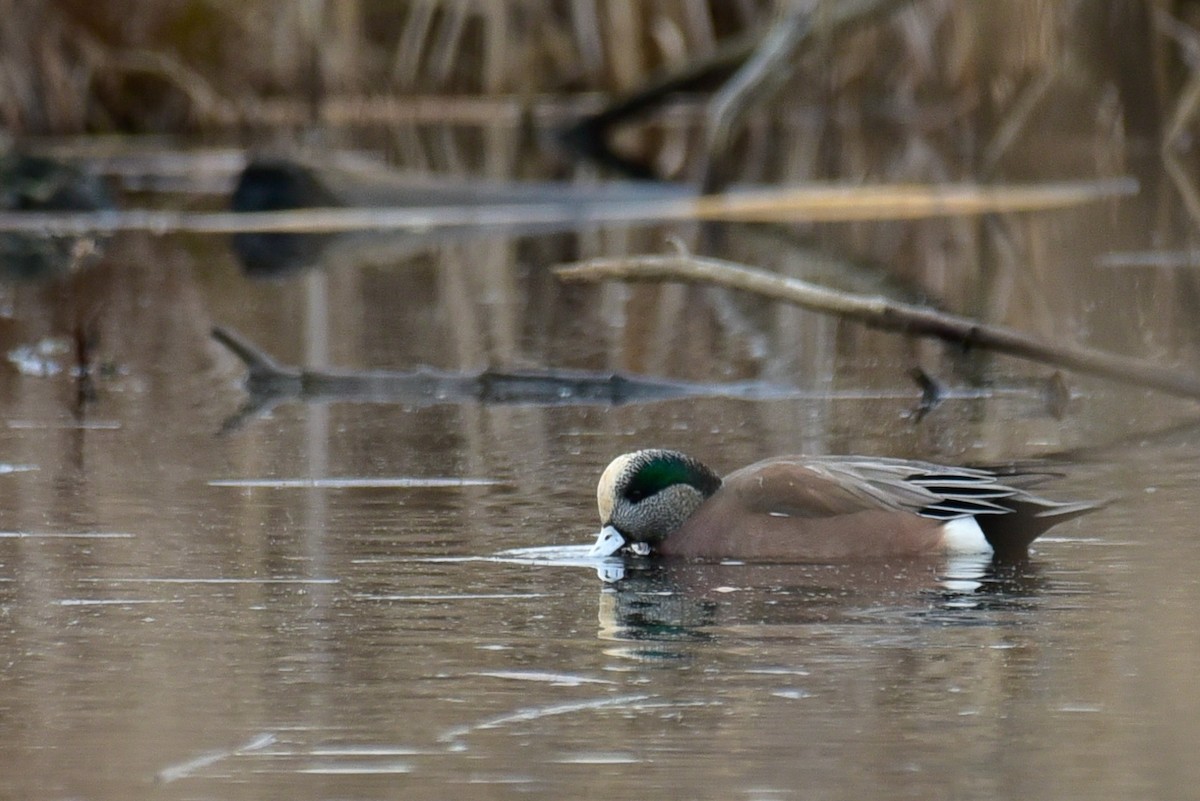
[[554, 252, 1200, 402]]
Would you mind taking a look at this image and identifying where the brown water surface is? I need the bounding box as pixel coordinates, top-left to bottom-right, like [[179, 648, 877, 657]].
[[2, 118, 1200, 801]]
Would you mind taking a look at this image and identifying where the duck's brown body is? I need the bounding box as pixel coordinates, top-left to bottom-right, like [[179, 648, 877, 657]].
[[659, 458, 951, 560], [593, 451, 1097, 562]]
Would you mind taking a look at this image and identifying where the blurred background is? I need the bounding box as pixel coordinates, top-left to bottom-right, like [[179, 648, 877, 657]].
[[3, 2, 1200, 800]]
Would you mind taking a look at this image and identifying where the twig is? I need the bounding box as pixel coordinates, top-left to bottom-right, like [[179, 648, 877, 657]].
[[702, 0, 911, 190], [106, 50, 241, 125], [1157, 6, 1200, 148], [553, 252, 1200, 401], [981, 67, 1058, 173], [704, 12, 810, 170], [556, 30, 756, 177], [558, 0, 911, 179], [1163, 150, 1200, 230]]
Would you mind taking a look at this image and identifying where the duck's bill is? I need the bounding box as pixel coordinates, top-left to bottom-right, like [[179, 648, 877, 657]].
[[588, 525, 626, 557]]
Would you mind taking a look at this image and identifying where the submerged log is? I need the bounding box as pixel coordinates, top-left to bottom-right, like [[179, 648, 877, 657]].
[[213, 323, 1076, 435], [211, 326, 798, 431]]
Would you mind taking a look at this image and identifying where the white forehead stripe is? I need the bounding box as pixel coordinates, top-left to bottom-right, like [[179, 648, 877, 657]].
[[596, 452, 639, 522]]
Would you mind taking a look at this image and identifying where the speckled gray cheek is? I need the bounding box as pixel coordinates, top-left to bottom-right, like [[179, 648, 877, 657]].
[[611, 484, 707, 544]]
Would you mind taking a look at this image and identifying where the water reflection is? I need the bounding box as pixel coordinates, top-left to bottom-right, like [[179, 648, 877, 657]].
[[0, 212, 1186, 800], [229, 157, 691, 277], [7, 6, 1200, 796], [594, 556, 1048, 655], [0, 150, 112, 282]]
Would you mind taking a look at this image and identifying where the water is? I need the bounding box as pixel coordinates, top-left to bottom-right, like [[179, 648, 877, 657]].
[[5, 109, 1200, 801], [2, 229, 1198, 800]]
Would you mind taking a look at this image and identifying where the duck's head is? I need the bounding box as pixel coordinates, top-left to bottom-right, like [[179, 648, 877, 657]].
[[589, 449, 722, 557]]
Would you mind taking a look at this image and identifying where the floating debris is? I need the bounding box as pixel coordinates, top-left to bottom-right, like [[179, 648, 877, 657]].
[[7, 338, 69, 377]]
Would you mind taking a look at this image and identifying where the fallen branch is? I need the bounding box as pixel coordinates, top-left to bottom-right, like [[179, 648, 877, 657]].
[[210, 325, 802, 432], [554, 252, 1200, 402]]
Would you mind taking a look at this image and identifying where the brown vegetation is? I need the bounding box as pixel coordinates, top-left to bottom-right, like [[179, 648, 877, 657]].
[[0, 1, 766, 133], [0, 0, 1184, 149]]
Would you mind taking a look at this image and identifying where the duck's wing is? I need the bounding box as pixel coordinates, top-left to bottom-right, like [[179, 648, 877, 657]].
[[799, 457, 1017, 519], [736, 456, 1085, 521], [784, 456, 1100, 554]]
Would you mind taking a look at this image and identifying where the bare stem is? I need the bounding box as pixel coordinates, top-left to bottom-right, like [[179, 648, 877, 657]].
[[554, 253, 1200, 401]]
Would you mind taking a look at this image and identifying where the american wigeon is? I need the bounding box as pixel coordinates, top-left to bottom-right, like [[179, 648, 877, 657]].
[[589, 449, 1096, 561]]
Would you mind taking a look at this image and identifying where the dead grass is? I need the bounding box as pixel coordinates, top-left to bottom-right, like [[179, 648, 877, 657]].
[[0, 0, 1174, 143]]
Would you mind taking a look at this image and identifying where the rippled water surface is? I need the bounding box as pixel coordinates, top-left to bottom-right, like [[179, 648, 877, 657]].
[[5, 86, 1200, 801], [2, 225, 1197, 801]]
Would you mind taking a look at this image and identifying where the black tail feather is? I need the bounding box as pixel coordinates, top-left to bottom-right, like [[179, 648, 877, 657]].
[[977, 496, 1103, 556]]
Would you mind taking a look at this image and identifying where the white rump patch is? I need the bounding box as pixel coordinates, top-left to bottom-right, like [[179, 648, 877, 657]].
[[940, 516, 993, 554]]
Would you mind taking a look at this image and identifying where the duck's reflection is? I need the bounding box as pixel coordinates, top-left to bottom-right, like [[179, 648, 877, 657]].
[[595, 556, 1046, 653]]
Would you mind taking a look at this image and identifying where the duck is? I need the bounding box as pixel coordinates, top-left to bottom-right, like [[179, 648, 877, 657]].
[[589, 449, 1097, 561]]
